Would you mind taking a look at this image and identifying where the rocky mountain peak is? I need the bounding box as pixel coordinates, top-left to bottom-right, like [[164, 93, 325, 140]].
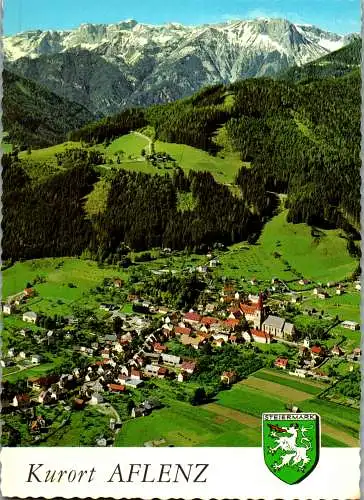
[[4, 17, 353, 115]]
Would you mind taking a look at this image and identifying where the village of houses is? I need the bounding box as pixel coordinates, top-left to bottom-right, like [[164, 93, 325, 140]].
[[1, 259, 361, 446]]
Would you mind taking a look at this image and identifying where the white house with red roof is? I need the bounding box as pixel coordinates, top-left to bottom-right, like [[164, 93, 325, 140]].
[[310, 345, 325, 358], [183, 312, 202, 325], [274, 358, 288, 369], [251, 329, 272, 344], [200, 316, 219, 326], [181, 361, 197, 374], [175, 326, 192, 336]]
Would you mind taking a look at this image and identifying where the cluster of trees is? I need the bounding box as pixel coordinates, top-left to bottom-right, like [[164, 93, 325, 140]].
[[168, 341, 264, 389], [69, 108, 147, 144], [231, 73, 360, 232], [2, 155, 97, 261], [90, 168, 263, 258], [335, 370, 361, 400], [137, 273, 206, 311], [54, 148, 105, 167]]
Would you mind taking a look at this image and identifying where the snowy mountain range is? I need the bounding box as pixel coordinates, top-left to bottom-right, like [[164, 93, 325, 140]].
[[4, 18, 355, 115]]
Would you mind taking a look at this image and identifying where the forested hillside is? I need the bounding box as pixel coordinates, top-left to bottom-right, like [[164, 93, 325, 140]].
[[2, 40, 360, 262], [3, 69, 95, 148], [70, 40, 361, 234]]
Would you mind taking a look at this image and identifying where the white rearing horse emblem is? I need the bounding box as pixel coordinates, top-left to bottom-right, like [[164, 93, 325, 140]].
[[269, 424, 312, 471]]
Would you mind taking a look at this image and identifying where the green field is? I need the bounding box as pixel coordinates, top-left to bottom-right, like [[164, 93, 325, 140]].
[[106, 134, 149, 157], [20, 132, 244, 184], [115, 399, 261, 447], [19, 141, 82, 163], [154, 139, 243, 184], [115, 372, 358, 447], [303, 292, 360, 323], [3, 362, 61, 383], [218, 210, 357, 283], [253, 369, 324, 395], [2, 257, 124, 315]]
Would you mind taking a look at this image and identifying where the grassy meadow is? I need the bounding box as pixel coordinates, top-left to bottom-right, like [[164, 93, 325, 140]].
[[2, 257, 124, 316], [19, 132, 244, 184], [217, 210, 357, 284]]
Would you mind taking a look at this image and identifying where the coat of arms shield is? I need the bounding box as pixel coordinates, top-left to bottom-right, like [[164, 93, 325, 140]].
[[262, 413, 320, 484]]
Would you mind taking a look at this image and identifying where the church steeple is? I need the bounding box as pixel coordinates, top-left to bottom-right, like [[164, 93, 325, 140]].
[[257, 292, 264, 311], [253, 292, 264, 329]]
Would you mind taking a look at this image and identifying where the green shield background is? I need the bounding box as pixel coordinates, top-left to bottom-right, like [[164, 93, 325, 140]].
[[262, 413, 320, 484]]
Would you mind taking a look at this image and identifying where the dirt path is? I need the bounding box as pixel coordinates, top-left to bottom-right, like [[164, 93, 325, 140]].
[[240, 377, 312, 403], [133, 131, 152, 155]]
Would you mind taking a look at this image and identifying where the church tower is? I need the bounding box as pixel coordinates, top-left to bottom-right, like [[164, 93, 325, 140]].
[[253, 292, 264, 329]]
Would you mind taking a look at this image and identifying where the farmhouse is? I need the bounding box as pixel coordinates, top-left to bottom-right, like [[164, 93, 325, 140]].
[[352, 348, 361, 360], [311, 346, 325, 358], [341, 320, 359, 331], [183, 312, 202, 325], [22, 311, 37, 324], [274, 358, 288, 369], [291, 293, 302, 304], [178, 371, 189, 382], [24, 288, 35, 297], [175, 326, 192, 336], [12, 394, 31, 408], [220, 371, 237, 385], [299, 279, 310, 285], [331, 345, 344, 356], [181, 361, 197, 374], [2, 303, 14, 315], [313, 288, 328, 299]]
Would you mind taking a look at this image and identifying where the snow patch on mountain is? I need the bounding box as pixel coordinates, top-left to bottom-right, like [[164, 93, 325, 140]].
[[4, 18, 354, 115]]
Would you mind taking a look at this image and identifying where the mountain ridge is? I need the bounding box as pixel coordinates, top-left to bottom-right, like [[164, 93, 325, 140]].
[[2, 69, 95, 148], [4, 18, 355, 115]]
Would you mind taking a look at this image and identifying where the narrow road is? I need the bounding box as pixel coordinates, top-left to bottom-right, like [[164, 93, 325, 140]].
[[133, 131, 152, 155]]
